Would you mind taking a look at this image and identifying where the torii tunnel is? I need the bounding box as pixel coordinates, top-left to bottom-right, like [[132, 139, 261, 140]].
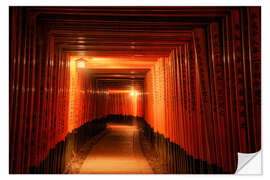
[[9, 6, 261, 174]]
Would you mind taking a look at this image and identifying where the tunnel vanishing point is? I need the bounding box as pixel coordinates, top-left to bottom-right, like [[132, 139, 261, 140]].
[[9, 6, 261, 174]]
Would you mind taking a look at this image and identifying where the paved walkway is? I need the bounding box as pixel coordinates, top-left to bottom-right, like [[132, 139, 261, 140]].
[[79, 123, 153, 174]]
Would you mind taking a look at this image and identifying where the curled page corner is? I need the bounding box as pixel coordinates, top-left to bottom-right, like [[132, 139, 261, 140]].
[[236, 150, 262, 175]]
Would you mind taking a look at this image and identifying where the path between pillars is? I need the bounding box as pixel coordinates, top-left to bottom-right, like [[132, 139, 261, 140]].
[[79, 123, 153, 174]]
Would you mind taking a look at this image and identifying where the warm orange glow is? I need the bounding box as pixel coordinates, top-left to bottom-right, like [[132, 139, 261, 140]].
[[68, 57, 78, 132], [77, 61, 85, 68], [106, 89, 141, 117], [68, 56, 92, 132], [108, 89, 139, 95], [79, 57, 155, 69]]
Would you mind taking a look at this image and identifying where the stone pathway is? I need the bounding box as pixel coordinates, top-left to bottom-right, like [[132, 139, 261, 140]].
[[63, 130, 108, 174], [79, 123, 153, 174]]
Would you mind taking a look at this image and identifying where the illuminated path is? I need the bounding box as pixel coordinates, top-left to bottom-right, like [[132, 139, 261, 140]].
[[79, 123, 153, 174]]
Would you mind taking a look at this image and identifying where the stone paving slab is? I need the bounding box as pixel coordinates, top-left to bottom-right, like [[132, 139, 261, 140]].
[[79, 123, 153, 174]]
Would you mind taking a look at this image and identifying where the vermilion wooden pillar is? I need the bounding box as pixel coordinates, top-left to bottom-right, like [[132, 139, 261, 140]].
[[144, 7, 260, 173], [9, 6, 260, 174]]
